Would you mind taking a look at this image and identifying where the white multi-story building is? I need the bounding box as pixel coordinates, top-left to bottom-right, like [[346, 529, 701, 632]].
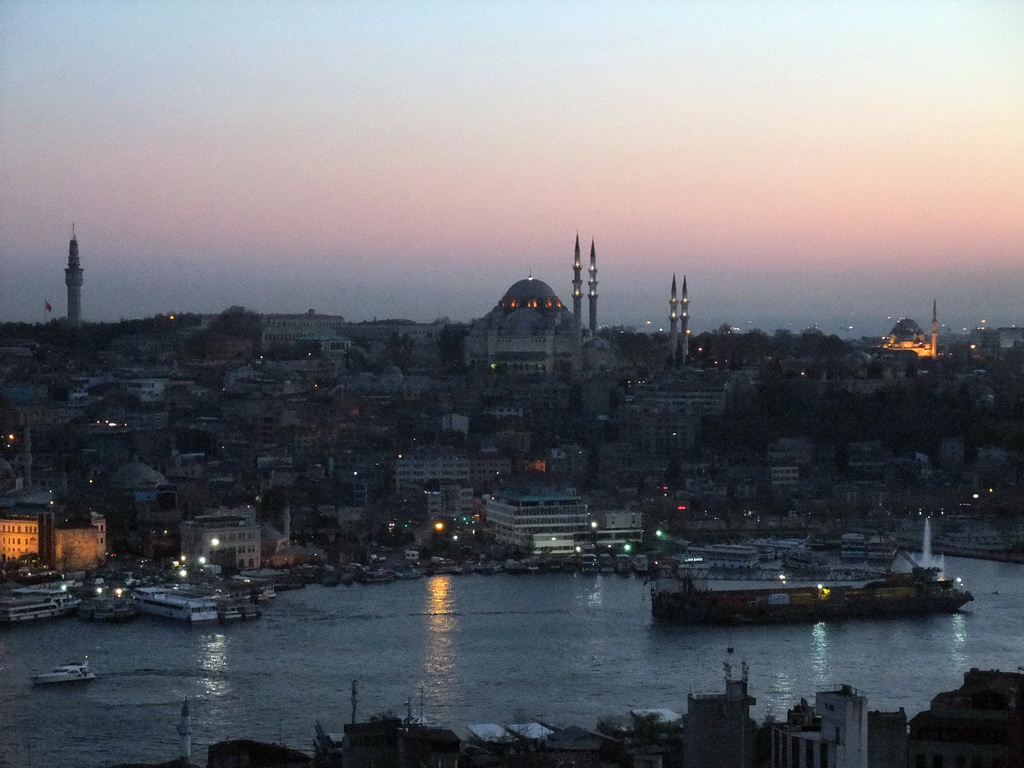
[[771, 685, 868, 768], [395, 450, 471, 491], [485, 484, 589, 556], [180, 507, 262, 571], [261, 310, 347, 346], [425, 484, 474, 520]]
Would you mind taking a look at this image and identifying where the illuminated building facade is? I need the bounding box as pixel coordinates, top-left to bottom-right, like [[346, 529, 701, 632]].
[[0, 514, 38, 563], [484, 483, 589, 555], [882, 302, 938, 358], [180, 507, 261, 571]]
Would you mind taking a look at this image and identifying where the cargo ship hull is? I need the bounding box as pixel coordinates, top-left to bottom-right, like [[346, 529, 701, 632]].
[[651, 568, 973, 625]]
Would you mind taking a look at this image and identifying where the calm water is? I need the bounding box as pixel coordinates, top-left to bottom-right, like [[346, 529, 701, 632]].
[[1, 557, 1022, 768]]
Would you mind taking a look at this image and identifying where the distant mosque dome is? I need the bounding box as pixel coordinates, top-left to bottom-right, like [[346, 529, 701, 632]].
[[889, 318, 925, 343], [498, 278, 563, 309], [882, 307, 937, 358], [111, 459, 167, 490]]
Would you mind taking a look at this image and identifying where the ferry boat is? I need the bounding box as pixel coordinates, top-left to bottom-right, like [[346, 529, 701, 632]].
[[31, 659, 96, 685], [865, 534, 898, 562], [839, 533, 867, 561], [0, 587, 81, 623], [683, 544, 762, 569], [131, 587, 219, 623], [651, 567, 973, 625]]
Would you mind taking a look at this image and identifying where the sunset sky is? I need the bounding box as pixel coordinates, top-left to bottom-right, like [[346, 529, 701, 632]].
[[2, 1, 1022, 335]]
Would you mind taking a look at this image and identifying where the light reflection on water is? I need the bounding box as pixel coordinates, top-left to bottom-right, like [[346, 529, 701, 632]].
[[199, 632, 230, 698], [810, 622, 830, 683], [949, 613, 967, 669], [424, 576, 456, 704]]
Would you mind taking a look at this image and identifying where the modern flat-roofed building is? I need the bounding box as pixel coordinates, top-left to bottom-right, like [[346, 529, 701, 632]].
[[485, 483, 589, 555]]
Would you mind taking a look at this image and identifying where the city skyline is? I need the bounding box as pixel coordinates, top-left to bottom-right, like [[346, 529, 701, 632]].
[[2, 2, 1022, 335]]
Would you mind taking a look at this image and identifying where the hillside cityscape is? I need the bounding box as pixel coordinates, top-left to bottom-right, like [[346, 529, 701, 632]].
[[1, 232, 1023, 767]]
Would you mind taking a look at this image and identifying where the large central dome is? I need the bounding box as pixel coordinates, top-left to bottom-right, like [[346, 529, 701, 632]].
[[499, 277, 563, 310]]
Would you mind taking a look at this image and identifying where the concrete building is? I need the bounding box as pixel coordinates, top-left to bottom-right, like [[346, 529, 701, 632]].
[[907, 668, 1024, 768], [396, 450, 470, 492], [424, 483, 474, 520], [590, 510, 644, 551], [261, 310, 347, 346], [683, 662, 757, 768], [485, 483, 589, 555], [770, 686, 869, 768], [180, 507, 262, 571]]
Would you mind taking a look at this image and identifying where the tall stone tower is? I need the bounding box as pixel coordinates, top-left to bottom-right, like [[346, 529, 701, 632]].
[[669, 274, 680, 365], [587, 239, 598, 336], [680, 275, 689, 363], [571, 233, 583, 330], [64, 225, 83, 330], [931, 299, 938, 358]]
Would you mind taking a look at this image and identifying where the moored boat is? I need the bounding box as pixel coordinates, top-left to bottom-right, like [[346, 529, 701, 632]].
[[32, 659, 96, 685], [79, 597, 139, 622], [839, 533, 867, 561], [651, 567, 973, 625], [0, 587, 81, 624], [131, 587, 219, 623]]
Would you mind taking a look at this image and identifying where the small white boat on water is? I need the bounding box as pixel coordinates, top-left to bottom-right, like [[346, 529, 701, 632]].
[[32, 659, 96, 685]]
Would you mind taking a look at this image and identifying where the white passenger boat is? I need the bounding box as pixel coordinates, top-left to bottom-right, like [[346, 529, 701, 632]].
[[683, 544, 762, 569], [32, 659, 96, 685], [131, 587, 219, 623], [0, 588, 81, 623]]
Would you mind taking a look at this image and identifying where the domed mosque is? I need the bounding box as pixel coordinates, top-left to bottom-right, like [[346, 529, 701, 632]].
[[465, 236, 691, 373], [465, 275, 582, 373], [882, 301, 938, 358]]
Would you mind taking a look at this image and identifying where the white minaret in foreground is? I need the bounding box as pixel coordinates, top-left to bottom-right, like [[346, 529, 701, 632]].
[[177, 697, 193, 762]]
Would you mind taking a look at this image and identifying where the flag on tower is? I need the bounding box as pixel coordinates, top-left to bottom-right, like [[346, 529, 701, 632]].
[[45, 300, 52, 312]]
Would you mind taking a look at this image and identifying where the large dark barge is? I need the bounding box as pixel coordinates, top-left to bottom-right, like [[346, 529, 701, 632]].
[[651, 567, 973, 625]]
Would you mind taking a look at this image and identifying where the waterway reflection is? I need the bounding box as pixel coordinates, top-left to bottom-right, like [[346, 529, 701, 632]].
[[424, 577, 456, 695], [810, 622, 831, 683], [948, 613, 967, 669], [199, 632, 230, 698]]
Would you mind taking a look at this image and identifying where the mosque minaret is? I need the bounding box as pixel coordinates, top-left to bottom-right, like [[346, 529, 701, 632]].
[[64, 225, 83, 330], [680, 275, 689, 363], [572, 233, 583, 331], [587, 239, 598, 336], [669, 274, 680, 364]]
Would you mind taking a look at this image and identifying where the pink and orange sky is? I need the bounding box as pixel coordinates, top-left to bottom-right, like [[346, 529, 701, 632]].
[[2, 1, 1022, 335]]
